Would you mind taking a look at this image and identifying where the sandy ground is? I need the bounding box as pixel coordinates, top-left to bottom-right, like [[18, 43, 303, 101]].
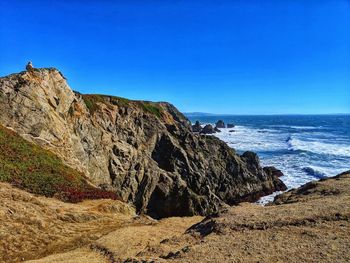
[[2, 172, 350, 263]]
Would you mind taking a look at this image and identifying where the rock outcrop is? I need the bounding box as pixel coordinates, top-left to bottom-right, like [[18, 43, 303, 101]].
[[214, 126, 221, 133], [191, 121, 202, 133], [227, 123, 235, 128], [215, 120, 225, 128], [0, 68, 286, 218], [200, 124, 215, 134]]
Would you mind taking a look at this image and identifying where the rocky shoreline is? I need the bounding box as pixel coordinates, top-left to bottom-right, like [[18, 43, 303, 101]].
[[0, 68, 286, 218], [191, 120, 235, 134]]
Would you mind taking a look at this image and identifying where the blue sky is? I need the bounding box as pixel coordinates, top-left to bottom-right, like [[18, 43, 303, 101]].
[[0, 0, 349, 114]]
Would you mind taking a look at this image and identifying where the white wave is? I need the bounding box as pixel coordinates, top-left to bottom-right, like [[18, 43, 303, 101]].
[[214, 126, 286, 152], [260, 151, 350, 189], [212, 124, 350, 197], [267, 125, 320, 130], [288, 137, 350, 157], [256, 191, 284, 205], [289, 126, 321, 130]]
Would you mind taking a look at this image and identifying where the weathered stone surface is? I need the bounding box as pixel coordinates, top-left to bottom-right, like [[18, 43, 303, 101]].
[[0, 68, 286, 218], [215, 120, 225, 128], [191, 121, 202, 133], [264, 166, 284, 178], [200, 124, 215, 134]]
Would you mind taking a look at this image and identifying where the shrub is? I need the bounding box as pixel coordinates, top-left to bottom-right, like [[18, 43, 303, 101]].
[[82, 94, 163, 118], [82, 94, 105, 114], [59, 186, 119, 203], [140, 102, 163, 117], [109, 96, 130, 107], [0, 125, 120, 202]]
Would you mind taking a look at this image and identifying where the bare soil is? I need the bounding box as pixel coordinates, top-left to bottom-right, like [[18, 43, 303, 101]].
[[2, 172, 350, 263]]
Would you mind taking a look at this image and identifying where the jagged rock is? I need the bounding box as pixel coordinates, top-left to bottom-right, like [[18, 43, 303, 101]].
[[264, 166, 284, 178], [227, 123, 235, 128], [229, 130, 235, 133], [200, 124, 216, 134], [215, 120, 225, 128], [0, 68, 286, 218], [214, 127, 221, 133], [191, 121, 202, 133]]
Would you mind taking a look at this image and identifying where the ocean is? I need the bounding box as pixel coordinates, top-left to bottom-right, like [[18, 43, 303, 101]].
[[186, 114, 350, 202]]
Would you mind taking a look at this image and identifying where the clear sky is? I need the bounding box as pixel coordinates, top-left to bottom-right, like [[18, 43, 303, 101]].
[[0, 0, 349, 114]]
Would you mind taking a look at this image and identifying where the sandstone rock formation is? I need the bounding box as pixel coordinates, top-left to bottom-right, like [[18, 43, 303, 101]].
[[0, 68, 286, 218]]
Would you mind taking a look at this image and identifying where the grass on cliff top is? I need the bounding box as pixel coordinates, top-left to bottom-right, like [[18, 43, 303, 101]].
[[0, 125, 118, 202], [82, 94, 163, 117]]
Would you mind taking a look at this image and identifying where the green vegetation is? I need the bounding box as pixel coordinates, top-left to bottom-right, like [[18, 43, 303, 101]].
[[82, 94, 105, 114], [82, 94, 163, 118], [140, 102, 163, 117], [0, 125, 118, 202], [110, 95, 130, 107]]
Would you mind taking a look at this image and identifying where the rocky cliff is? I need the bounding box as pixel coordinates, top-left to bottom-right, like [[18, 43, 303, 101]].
[[0, 68, 286, 217]]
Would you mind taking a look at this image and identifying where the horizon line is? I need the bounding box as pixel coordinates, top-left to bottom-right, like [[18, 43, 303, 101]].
[[184, 112, 350, 116]]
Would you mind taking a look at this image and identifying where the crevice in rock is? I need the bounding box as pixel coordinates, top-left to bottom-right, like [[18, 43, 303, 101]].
[[89, 244, 117, 263]]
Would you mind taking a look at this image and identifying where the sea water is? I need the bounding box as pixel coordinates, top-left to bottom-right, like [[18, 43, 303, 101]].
[[186, 114, 350, 203]]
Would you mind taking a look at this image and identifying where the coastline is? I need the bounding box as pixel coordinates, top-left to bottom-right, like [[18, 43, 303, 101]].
[[186, 115, 350, 197]]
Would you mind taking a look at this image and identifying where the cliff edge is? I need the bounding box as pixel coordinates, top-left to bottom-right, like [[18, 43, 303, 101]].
[[0, 68, 286, 217]]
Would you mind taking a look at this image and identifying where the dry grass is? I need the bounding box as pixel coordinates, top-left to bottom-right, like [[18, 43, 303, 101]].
[[30, 173, 350, 263], [3, 173, 350, 263], [0, 182, 135, 262]]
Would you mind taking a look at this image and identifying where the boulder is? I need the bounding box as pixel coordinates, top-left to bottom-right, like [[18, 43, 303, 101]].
[[191, 121, 202, 133], [215, 120, 225, 128], [263, 166, 284, 178], [200, 124, 216, 134], [227, 123, 235, 128]]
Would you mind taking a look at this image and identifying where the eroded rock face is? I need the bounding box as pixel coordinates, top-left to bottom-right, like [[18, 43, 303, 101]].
[[0, 68, 286, 218], [200, 124, 215, 134], [191, 121, 202, 133], [215, 120, 225, 128]]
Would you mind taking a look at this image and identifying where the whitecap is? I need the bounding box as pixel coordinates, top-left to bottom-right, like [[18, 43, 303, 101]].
[[288, 136, 350, 157], [214, 126, 287, 153]]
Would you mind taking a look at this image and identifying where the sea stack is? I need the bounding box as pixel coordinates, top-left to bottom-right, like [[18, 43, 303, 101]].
[[215, 120, 225, 128], [192, 120, 202, 132]]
